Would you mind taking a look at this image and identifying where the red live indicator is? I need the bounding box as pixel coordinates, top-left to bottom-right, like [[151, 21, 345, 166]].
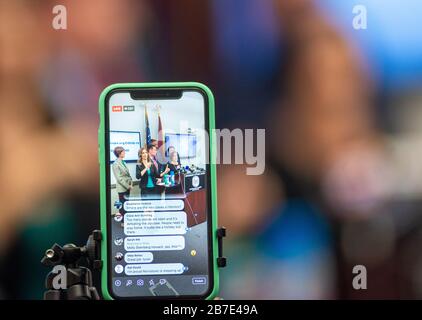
[[112, 105, 123, 112]]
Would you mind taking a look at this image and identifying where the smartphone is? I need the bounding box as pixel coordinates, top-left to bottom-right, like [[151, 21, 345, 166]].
[[98, 82, 219, 299]]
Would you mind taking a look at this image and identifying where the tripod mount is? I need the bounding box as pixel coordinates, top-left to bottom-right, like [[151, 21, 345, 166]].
[[41, 228, 226, 300], [41, 230, 102, 300]]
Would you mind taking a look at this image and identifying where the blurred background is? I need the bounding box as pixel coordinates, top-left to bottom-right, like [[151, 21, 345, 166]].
[[1, 0, 422, 299]]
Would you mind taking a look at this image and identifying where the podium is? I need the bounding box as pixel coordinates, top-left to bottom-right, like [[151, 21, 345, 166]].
[[157, 171, 207, 227], [182, 171, 206, 192], [180, 171, 207, 227]]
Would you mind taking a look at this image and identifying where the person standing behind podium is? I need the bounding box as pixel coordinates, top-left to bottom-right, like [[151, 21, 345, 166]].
[[137, 147, 159, 197], [167, 146, 181, 165], [167, 151, 182, 173], [112, 146, 133, 216]]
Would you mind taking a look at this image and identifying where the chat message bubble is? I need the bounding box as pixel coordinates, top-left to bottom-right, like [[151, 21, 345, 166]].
[[125, 263, 185, 276], [124, 199, 184, 212], [124, 236, 185, 251], [124, 252, 153, 264], [124, 211, 187, 236]]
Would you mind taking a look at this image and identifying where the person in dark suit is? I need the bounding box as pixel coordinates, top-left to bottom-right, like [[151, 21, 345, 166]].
[[148, 144, 160, 172], [148, 144, 170, 178], [136, 147, 159, 198]]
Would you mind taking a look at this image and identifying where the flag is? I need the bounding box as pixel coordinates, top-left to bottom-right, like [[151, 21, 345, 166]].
[[157, 108, 166, 163], [145, 105, 151, 146]]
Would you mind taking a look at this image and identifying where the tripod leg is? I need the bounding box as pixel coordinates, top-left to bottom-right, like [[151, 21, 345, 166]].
[[44, 290, 62, 300], [67, 284, 94, 300], [90, 287, 101, 300]]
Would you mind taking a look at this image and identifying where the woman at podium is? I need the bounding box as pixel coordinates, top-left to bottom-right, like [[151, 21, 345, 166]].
[[167, 151, 182, 173], [136, 147, 159, 198]]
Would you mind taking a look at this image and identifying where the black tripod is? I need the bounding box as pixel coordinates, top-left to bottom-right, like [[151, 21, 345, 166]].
[[41, 228, 227, 300], [41, 230, 103, 300]]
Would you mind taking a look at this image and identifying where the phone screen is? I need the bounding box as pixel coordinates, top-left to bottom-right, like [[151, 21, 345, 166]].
[[105, 88, 213, 298]]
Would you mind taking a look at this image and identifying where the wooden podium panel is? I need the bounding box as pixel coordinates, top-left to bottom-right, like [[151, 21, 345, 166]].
[[185, 188, 207, 227]]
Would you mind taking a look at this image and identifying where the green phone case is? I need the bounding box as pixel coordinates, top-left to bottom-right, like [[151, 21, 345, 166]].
[[98, 82, 219, 300]]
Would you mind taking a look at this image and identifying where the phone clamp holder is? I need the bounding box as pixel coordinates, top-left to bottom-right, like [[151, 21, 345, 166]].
[[217, 227, 227, 268], [41, 230, 102, 300]]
